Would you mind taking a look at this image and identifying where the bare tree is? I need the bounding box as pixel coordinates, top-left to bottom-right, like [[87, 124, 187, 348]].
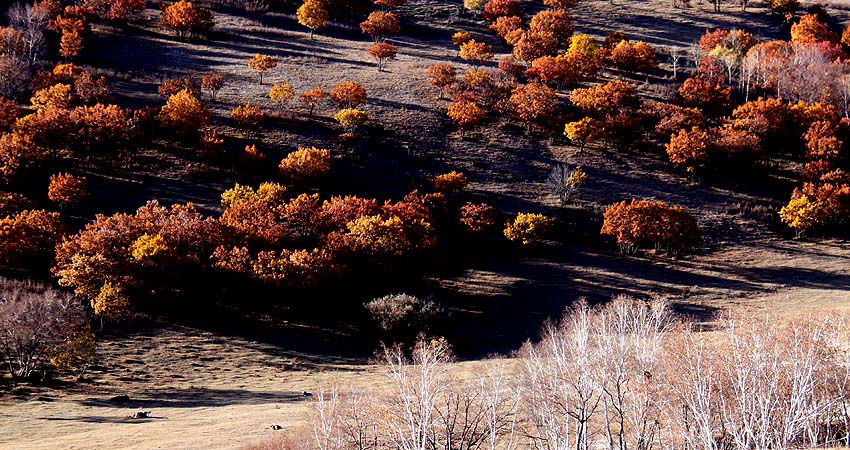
[[0, 279, 87, 379]]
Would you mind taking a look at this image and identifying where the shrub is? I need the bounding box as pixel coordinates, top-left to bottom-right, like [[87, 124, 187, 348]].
[[547, 164, 587, 204], [278, 147, 331, 181], [504, 212, 552, 244], [432, 171, 468, 193], [158, 78, 201, 97], [269, 82, 295, 111], [0, 279, 88, 380], [159, 89, 210, 133], [231, 104, 265, 128], [365, 293, 441, 334], [334, 108, 369, 130], [48, 324, 97, 379], [459, 202, 500, 233]]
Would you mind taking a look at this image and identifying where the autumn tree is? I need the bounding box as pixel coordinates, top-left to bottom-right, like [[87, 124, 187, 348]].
[[529, 9, 574, 50], [527, 56, 573, 88], [334, 108, 369, 130], [59, 29, 83, 59], [160, 0, 214, 39], [247, 54, 276, 84], [269, 82, 295, 113], [564, 117, 602, 150], [368, 42, 397, 72], [330, 81, 367, 108], [483, 0, 522, 22], [459, 40, 492, 68], [231, 104, 265, 128], [201, 73, 224, 101], [607, 40, 658, 73], [0, 132, 42, 183], [360, 11, 400, 41], [569, 79, 638, 118], [299, 88, 326, 115], [159, 89, 210, 134], [543, 0, 577, 9], [791, 14, 838, 44], [297, 0, 328, 39], [31, 83, 73, 112], [447, 100, 485, 137], [432, 171, 468, 193], [665, 126, 711, 176], [674, 76, 732, 117], [158, 78, 201, 97], [490, 16, 523, 41], [779, 194, 826, 238], [504, 212, 552, 244], [564, 34, 602, 80], [601, 199, 699, 255], [512, 31, 557, 64], [0, 209, 65, 267], [47, 173, 87, 208], [426, 63, 456, 99], [458, 202, 500, 233], [510, 82, 556, 128], [279, 147, 332, 181]]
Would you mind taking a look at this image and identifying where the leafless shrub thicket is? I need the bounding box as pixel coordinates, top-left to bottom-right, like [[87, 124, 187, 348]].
[[0, 278, 88, 380], [253, 295, 850, 450]]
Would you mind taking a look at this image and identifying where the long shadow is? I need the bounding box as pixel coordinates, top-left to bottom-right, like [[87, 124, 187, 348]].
[[77, 388, 309, 409]]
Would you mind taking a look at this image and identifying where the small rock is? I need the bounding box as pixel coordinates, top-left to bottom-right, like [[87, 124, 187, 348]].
[[269, 424, 283, 430], [302, 391, 313, 397]]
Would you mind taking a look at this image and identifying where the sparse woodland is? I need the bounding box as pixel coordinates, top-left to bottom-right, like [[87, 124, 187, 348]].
[[0, 0, 850, 447]]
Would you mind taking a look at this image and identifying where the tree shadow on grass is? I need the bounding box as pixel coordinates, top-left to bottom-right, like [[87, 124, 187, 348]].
[[77, 388, 309, 409]]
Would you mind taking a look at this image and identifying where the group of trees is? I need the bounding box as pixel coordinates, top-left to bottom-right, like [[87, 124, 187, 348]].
[[428, 0, 661, 139], [253, 296, 850, 450], [601, 199, 700, 256], [43, 166, 548, 318]]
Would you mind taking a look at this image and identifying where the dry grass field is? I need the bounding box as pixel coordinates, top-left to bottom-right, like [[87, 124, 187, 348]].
[[2, 0, 850, 448]]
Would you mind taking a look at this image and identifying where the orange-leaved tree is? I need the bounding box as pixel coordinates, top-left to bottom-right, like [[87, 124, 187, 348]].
[[367, 42, 397, 72], [601, 199, 699, 256], [278, 147, 331, 181], [299, 88, 326, 115], [447, 100, 485, 137], [247, 54, 276, 84], [330, 81, 368, 108], [160, 0, 214, 39], [47, 173, 88, 208], [426, 63, 457, 99], [360, 11, 400, 41]]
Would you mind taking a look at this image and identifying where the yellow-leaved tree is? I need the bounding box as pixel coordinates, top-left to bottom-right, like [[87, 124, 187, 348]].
[[779, 195, 827, 239], [297, 0, 328, 40]]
